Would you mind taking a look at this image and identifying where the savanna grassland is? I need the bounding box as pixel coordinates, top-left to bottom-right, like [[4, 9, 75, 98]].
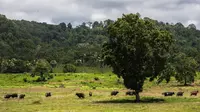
[[1, 73, 200, 112]]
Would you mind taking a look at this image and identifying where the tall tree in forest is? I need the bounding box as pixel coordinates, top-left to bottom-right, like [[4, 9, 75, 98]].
[[174, 53, 198, 85]]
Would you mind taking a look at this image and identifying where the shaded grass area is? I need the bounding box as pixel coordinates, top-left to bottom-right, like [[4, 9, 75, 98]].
[[95, 97, 165, 104], [95, 97, 200, 104]]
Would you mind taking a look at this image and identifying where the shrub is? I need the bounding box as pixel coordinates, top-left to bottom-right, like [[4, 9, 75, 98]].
[[63, 64, 76, 73], [0, 58, 32, 73], [23, 78, 28, 82], [48, 74, 54, 79], [59, 84, 65, 88], [32, 59, 52, 82], [36, 76, 46, 82], [92, 86, 96, 89]]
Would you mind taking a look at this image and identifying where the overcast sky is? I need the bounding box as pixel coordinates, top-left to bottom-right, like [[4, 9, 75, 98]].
[[0, 0, 200, 28]]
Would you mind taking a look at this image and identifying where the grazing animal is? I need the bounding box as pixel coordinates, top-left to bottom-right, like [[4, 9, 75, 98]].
[[126, 90, 135, 96], [176, 92, 184, 96], [4, 94, 11, 99], [94, 77, 99, 81], [10, 93, 18, 98], [45, 92, 51, 97], [162, 92, 175, 96], [76, 93, 85, 98], [191, 91, 199, 96], [19, 94, 25, 99], [111, 91, 119, 96], [89, 92, 92, 97]]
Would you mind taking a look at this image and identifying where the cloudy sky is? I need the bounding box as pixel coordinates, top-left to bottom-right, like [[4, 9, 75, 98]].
[[0, 0, 200, 28]]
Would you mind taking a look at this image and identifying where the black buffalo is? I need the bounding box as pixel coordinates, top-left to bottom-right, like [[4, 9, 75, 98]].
[[176, 92, 184, 96], [76, 93, 85, 98], [10, 93, 18, 98], [162, 92, 175, 96], [4, 93, 18, 99], [4, 94, 11, 99], [89, 92, 92, 97], [111, 91, 119, 96], [45, 92, 51, 97], [19, 94, 26, 99]]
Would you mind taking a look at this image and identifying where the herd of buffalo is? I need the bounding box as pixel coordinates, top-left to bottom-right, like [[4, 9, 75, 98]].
[[3, 90, 199, 99], [162, 90, 199, 96], [3, 92, 51, 99], [4, 93, 25, 99], [73, 90, 200, 98]]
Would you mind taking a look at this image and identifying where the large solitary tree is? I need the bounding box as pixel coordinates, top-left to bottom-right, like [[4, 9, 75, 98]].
[[102, 13, 173, 102]]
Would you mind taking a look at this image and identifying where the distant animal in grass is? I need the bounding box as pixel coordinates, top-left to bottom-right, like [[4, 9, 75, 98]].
[[111, 91, 119, 96], [19, 94, 26, 99], [89, 92, 92, 97], [94, 77, 99, 81], [45, 92, 51, 97], [176, 92, 184, 96], [4, 93, 18, 99], [191, 91, 198, 96], [76, 93, 85, 98], [162, 92, 175, 96], [10, 93, 18, 98], [126, 90, 135, 96], [4, 94, 11, 99]]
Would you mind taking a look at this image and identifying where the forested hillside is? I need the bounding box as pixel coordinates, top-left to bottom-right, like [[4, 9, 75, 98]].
[[0, 14, 200, 74], [0, 14, 113, 65]]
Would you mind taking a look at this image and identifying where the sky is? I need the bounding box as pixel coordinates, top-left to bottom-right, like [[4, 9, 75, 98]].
[[0, 0, 200, 28]]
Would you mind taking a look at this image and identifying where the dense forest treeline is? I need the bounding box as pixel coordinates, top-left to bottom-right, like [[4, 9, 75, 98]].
[[0, 14, 200, 75], [0, 14, 112, 64]]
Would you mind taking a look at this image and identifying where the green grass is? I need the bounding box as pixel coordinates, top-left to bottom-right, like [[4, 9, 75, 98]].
[[1, 73, 200, 112]]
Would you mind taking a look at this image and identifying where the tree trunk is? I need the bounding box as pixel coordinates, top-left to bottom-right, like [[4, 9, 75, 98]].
[[184, 80, 187, 86], [135, 91, 140, 103], [184, 76, 187, 86]]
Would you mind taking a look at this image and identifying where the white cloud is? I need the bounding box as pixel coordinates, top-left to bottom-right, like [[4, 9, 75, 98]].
[[187, 20, 199, 26], [0, 0, 200, 28], [91, 13, 107, 21]]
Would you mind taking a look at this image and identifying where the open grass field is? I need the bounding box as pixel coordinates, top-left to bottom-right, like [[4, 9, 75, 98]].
[[1, 73, 200, 112]]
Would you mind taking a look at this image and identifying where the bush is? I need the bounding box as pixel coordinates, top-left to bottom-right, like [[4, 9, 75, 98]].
[[63, 64, 76, 73], [32, 59, 52, 82], [0, 58, 32, 73], [36, 76, 46, 82], [23, 78, 28, 82], [48, 74, 54, 79], [59, 84, 65, 88]]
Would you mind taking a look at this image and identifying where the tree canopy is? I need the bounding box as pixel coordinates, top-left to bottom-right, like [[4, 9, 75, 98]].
[[174, 53, 198, 85], [32, 59, 53, 81], [102, 13, 173, 102]]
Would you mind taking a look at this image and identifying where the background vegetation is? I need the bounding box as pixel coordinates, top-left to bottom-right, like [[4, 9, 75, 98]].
[[1, 13, 200, 111]]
